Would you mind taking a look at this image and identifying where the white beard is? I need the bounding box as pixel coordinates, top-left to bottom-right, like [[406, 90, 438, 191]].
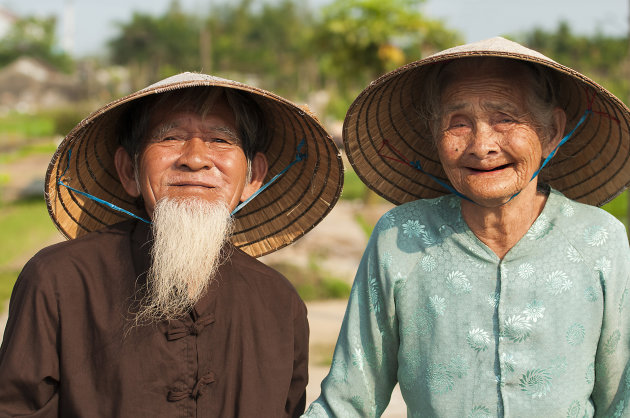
[[135, 198, 233, 324]]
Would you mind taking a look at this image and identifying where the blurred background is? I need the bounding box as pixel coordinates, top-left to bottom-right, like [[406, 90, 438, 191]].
[[1, 0, 629, 413]]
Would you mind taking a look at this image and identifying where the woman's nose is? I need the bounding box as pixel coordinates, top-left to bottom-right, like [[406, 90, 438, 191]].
[[468, 123, 499, 157], [176, 137, 214, 171]]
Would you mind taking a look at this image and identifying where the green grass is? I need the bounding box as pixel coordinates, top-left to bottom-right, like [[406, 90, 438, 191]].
[[0, 198, 58, 267], [0, 269, 19, 309], [269, 261, 351, 301], [0, 112, 55, 139], [602, 190, 628, 225], [0, 197, 59, 312], [354, 212, 375, 238], [0, 140, 59, 164], [340, 169, 366, 201]]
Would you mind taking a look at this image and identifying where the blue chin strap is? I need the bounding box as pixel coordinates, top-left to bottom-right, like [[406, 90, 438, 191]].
[[57, 139, 307, 223], [231, 139, 306, 216], [58, 148, 152, 224], [503, 109, 591, 203], [405, 109, 592, 205]]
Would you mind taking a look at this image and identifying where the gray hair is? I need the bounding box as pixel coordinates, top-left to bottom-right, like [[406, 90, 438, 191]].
[[419, 57, 561, 145], [118, 86, 268, 176]]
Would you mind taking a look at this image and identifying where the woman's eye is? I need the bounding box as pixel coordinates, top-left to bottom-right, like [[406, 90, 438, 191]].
[[445, 118, 470, 132], [496, 114, 517, 124]]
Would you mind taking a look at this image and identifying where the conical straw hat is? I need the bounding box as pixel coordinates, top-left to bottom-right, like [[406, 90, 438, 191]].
[[46, 72, 344, 257], [344, 37, 630, 206]]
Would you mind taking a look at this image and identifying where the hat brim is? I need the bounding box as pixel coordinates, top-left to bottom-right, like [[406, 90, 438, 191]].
[[344, 37, 630, 207], [46, 73, 344, 257]]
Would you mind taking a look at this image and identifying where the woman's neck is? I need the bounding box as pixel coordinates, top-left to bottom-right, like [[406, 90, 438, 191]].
[[461, 184, 549, 259]]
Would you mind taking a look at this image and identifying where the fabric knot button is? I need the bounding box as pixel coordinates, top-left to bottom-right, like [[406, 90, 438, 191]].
[[165, 314, 215, 340], [167, 372, 216, 402], [190, 323, 202, 335]]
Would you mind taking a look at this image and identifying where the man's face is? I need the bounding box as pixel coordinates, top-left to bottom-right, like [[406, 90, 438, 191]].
[[129, 96, 258, 217]]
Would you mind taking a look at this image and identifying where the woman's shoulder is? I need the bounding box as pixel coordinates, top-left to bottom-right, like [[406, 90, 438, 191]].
[[377, 195, 459, 227], [549, 189, 622, 226], [548, 188, 627, 248]]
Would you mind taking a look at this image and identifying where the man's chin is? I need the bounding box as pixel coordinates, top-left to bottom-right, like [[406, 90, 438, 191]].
[[134, 198, 233, 324]]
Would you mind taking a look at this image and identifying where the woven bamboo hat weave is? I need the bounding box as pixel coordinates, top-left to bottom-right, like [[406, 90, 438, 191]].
[[343, 37, 630, 206], [46, 72, 343, 257]]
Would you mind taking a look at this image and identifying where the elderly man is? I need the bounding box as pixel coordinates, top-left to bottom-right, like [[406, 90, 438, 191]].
[[305, 38, 630, 416], [0, 73, 343, 417]]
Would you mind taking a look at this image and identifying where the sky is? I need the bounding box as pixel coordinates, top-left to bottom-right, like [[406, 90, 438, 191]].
[[1, 0, 628, 57]]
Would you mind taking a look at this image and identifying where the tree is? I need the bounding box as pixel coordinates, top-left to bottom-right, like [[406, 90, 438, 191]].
[[0, 15, 72, 71], [207, 0, 317, 99], [520, 22, 629, 100], [109, 0, 202, 89], [311, 0, 461, 118]]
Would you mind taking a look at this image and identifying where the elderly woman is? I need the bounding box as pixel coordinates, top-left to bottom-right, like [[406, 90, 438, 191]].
[[304, 38, 630, 417]]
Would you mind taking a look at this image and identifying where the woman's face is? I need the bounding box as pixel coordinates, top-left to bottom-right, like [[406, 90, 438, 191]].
[[436, 63, 564, 207]]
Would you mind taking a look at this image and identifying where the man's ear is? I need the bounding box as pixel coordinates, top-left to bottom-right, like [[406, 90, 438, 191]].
[[240, 152, 268, 202], [542, 107, 567, 156], [114, 146, 141, 198]]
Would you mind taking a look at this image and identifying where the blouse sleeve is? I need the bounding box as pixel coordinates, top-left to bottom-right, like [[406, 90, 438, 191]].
[[592, 220, 630, 417], [0, 257, 60, 416], [304, 220, 400, 417]]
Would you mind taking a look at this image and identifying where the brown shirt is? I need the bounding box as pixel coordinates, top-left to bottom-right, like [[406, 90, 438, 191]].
[[0, 220, 308, 417]]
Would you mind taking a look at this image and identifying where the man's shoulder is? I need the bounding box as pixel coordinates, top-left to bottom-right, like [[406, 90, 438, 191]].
[[225, 246, 301, 295], [227, 246, 287, 279], [33, 220, 136, 262]]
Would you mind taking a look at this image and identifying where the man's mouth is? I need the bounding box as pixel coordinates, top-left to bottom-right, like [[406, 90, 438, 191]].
[[171, 182, 214, 189]]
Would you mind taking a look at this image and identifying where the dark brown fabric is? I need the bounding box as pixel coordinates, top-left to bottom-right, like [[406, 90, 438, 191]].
[[0, 220, 309, 417]]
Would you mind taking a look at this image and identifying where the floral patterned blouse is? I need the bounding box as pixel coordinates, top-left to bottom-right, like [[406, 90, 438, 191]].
[[304, 188, 630, 418]]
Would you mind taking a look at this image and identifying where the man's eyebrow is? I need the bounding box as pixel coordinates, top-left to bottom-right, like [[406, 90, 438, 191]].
[[149, 123, 241, 142], [149, 122, 177, 139], [211, 126, 240, 141]]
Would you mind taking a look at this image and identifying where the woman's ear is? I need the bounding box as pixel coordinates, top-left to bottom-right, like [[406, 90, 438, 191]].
[[240, 152, 268, 202], [114, 146, 141, 198], [543, 107, 567, 156]]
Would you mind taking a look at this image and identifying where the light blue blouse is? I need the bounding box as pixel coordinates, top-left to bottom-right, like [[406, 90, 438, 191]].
[[304, 188, 630, 417]]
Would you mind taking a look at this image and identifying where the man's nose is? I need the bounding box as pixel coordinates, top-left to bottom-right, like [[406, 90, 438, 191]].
[[176, 137, 214, 171], [468, 122, 499, 157]]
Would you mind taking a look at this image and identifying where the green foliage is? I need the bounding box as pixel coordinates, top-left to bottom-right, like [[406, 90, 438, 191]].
[[107, 0, 462, 107], [313, 0, 461, 92], [518, 22, 630, 101], [270, 261, 351, 301], [207, 0, 317, 98], [109, 0, 203, 88], [0, 15, 72, 72]]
